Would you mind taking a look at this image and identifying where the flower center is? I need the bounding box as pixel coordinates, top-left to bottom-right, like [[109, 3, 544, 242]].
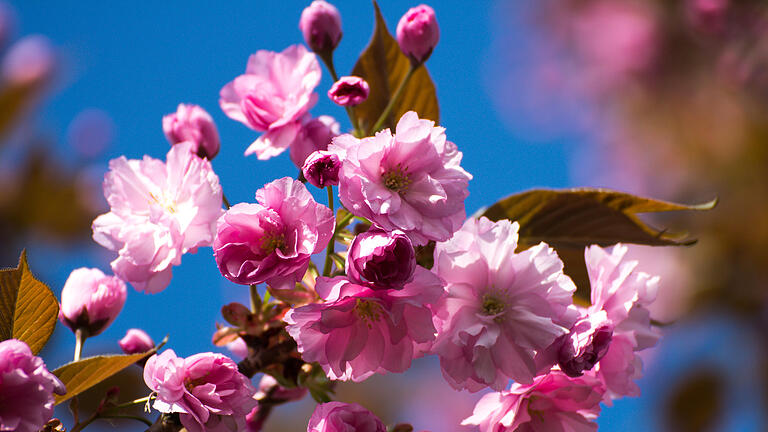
[[355, 298, 383, 329], [260, 232, 286, 255], [382, 164, 411, 192], [149, 192, 177, 214], [481, 294, 506, 317]]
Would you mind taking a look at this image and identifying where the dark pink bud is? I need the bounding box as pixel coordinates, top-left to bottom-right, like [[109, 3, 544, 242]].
[[59, 268, 127, 337], [557, 315, 614, 377], [346, 228, 415, 289], [396, 5, 439, 65], [328, 76, 369, 107], [257, 375, 307, 402], [118, 329, 155, 354], [162, 103, 220, 160], [299, 1, 342, 53], [302, 150, 341, 188]]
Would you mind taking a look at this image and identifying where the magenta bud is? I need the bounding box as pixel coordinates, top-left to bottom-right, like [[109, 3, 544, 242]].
[[347, 228, 415, 289], [396, 4, 439, 65], [119, 329, 155, 354], [162, 103, 220, 160], [328, 76, 369, 107], [299, 0, 342, 54], [59, 268, 127, 337], [557, 315, 614, 377], [302, 150, 341, 189]]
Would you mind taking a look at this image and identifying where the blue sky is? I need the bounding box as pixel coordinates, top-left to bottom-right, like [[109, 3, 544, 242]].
[[11, 1, 762, 431]]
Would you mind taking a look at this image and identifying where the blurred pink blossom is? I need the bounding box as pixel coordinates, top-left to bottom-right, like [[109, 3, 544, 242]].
[[307, 402, 386, 432], [0, 339, 65, 432], [58, 267, 127, 337], [219, 45, 321, 160], [118, 328, 155, 354], [143, 350, 257, 432], [431, 217, 578, 391], [0, 34, 55, 88], [330, 111, 471, 245], [163, 103, 220, 160], [92, 142, 223, 293], [462, 371, 603, 432]]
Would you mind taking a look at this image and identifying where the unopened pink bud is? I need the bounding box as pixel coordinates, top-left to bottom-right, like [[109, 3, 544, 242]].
[[119, 329, 155, 354], [328, 76, 369, 107], [302, 150, 341, 189], [299, 1, 342, 53], [162, 103, 220, 160], [396, 5, 439, 65], [59, 268, 127, 337]]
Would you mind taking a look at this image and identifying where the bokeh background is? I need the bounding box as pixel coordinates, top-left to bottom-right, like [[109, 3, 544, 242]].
[[2, 0, 767, 430]]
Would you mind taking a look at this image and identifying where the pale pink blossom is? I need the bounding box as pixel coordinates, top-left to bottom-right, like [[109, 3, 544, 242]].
[[213, 177, 334, 290], [119, 328, 155, 354], [289, 115, 340, 168], [330, 111, 471, 245], [92, 142, 223, 293], [1, 35, 55, 88], [284, 268, 444, 382], [143, 350, 257, 432], [0, 339, 65, 432], [462, 371, 604, 432], [328, 76, 369, 107], [307, 402, 386, 432], [396, 5, 439, 64], [219, 45, 321, 160], [163, 103, 221, 160], [59, 267, 127, 337], [299, 1, 342, 53], [431, 217, 579, 391]]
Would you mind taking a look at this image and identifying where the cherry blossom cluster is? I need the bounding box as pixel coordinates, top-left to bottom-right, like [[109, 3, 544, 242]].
[[0, 2, 668, 432]]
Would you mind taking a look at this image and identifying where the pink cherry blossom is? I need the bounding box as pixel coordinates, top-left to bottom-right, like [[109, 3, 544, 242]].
[[92, 142, 223, 293], [119, 328, 155, 354], [307, 402, 386, 432], [0, 339, 65, 432], [219, 45, 321, 160], [462, 371, 604, 432], [289, 115, 340, 169], [431, 217, 579, 391], [330, 111, 471, 245], [302, 150, 341, 189], [213, 177, 334, 289], [346, 227, 415, 289], [59, 267, 126, 337], [284, 268, 444, 382], [163, 103, 221, 160], [143, 349, 257, 432], [583, 244, 660, 401]]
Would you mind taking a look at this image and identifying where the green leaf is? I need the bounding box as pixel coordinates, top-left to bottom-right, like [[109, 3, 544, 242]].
[[351, 1, 439, 133], [53, 350, 156, 405], [0, 250, 59, 354], [482, 188, 716, 298]]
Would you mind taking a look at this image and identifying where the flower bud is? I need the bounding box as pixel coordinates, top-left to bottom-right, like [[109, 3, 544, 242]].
[[1, 35, 55, 88], [347, 228, 415, 289], [119, 329, 155, 354], [328, 76, 369, 107], [302, 150, 341, 189], [59, 268, 127, 337], [396, 5, 439, 65], [557, 314, 614, 377], [289, 115, 340, 169], [299, 1, 342, 54], [162, 103, 220, 160]]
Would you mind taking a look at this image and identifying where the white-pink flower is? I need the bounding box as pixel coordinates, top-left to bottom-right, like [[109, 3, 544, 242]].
[[92, 142, 223, 293], [431, 217, 579, 391], [284, 268, 444, 382], [219, 44, 321, 160], [462, 371, 604, 432], [329, 111, 471, 245]]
